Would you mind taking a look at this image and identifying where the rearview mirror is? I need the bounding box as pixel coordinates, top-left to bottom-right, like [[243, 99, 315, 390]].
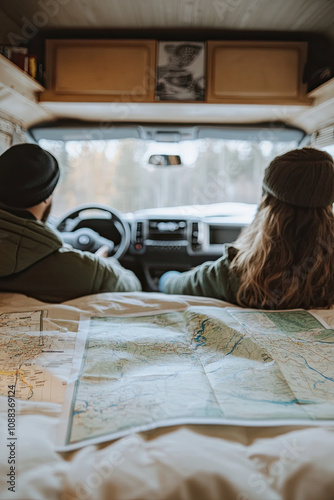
[[148, 154, 182, 166]]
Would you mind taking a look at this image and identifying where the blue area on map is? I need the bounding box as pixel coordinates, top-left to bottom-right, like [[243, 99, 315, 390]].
[[194, 319, 208, 347], [299, 356, 334, 383]]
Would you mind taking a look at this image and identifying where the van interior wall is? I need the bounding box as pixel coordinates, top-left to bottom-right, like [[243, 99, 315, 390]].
[[0, 11, 21, 45], [0, 10, 27, 134], [0, 116, 25, 153]]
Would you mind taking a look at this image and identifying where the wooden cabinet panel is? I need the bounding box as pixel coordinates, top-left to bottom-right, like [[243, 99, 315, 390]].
[[207, 41, 309, 104], [42, 39, 156, 102]]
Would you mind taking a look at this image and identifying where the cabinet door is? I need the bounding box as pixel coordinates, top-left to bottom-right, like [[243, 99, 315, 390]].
[[207, 41, 309, 104], [43, 39, 156, 102]]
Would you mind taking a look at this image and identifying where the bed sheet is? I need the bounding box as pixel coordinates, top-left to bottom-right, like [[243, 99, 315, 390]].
[[0, 291, 333, 500]]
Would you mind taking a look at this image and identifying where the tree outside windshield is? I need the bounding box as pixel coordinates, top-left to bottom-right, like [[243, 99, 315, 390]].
[[39, 138, 297, 217]]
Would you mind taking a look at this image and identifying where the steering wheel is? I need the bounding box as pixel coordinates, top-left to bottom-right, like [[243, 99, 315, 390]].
[[56, 204, 130, 260]]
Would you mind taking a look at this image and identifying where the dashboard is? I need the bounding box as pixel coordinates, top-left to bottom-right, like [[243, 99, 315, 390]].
[[120, 214, 247, 291], [57, 206, 253, 292]]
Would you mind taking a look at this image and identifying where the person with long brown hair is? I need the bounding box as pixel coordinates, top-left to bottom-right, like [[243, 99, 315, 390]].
[[159, 147, 334, 309]]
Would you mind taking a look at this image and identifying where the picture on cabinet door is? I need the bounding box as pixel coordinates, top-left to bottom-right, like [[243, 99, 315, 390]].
[[156, 41, 206, 101]]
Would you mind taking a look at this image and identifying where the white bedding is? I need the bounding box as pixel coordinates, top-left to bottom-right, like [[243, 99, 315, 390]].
[[0, 291, 334, 500]]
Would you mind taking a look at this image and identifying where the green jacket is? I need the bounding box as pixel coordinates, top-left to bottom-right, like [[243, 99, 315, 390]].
[[0, 208, 141, 303], [164, 244, 240, 303]]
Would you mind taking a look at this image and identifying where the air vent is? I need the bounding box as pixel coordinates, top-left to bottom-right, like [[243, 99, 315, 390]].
[[191, 221, 203, 250]]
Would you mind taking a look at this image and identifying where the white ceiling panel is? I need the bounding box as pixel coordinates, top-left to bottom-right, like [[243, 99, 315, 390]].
[[0, 0, 333, 38]]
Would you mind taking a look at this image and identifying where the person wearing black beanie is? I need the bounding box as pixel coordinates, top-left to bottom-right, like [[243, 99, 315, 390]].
[[0, 144, 141, 302], [0, 143, 60, 210], [159, 147, 334, 309]]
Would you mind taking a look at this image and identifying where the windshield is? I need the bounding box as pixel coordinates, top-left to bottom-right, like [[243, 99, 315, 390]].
[[39, 137, 299, 217]]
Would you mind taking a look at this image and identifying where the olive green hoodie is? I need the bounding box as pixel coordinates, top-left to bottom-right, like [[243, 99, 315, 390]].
[[0, 209, 141, 302], [163, 244, 240, 303]]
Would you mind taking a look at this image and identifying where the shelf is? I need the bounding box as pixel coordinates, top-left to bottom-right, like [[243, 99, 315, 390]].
[[291, 78, 334, 133], [0, 54, 52, 126], [307, 78, 334, 102], [0, 54, 44, 95]]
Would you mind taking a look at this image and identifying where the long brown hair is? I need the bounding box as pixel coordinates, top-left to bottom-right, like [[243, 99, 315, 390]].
[[230, 194, 334, 309]]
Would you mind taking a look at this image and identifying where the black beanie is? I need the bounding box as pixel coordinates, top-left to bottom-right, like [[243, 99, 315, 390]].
[[0, 143, 60, 209], [262, 147, 334, 208]]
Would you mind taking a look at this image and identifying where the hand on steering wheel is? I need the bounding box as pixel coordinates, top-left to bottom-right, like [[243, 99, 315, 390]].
[[56, 204, 130, 260], [95, 245, 110, 258]]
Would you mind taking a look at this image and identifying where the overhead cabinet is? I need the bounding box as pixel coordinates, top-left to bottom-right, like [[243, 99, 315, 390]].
[[41, 39, 310, 105], [42, 39, 156, 102], [207, 41, 309, 104]]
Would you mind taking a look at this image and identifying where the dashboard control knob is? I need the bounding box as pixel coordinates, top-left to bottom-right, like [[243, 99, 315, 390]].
[[78, 235, 90, 245]]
